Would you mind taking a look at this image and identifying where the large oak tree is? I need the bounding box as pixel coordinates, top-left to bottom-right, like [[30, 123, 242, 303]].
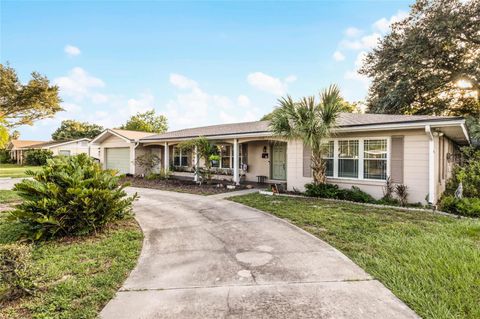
[[51, 120, 104, 141], [120, 109, 168, 133], [360, 0, 479, 117]]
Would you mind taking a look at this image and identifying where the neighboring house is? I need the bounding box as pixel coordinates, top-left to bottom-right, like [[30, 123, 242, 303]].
[[6, 138, 93, 164], [90, 129, 156, 175], [132, 113, 468, 205]]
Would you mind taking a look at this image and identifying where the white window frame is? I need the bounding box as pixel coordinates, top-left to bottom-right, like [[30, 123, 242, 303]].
[[325, 137, 391, 182], [321, 141, 335, 177], [173, 146, 188, 167]]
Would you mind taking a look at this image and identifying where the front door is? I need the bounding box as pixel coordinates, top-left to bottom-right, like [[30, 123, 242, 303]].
[[271, 143, 287, 180]]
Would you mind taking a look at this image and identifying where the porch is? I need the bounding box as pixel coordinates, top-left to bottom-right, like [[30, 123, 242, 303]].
[[138, 138, 288, 186]]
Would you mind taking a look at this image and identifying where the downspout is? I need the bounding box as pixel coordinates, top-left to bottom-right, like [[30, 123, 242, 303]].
[[425, 125, 435, 206]]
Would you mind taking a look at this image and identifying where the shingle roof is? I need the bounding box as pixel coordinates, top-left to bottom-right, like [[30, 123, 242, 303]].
[[142, 113, 463, 141], [8, 140, 47, 149], [111, 129, 157, 140]]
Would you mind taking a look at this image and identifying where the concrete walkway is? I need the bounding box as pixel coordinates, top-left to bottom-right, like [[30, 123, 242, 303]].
[[0, 177, 27, 190], [101, 187, 418, 319]]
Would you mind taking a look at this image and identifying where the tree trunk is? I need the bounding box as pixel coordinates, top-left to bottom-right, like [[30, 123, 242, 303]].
[[311, 153, 327, 184]]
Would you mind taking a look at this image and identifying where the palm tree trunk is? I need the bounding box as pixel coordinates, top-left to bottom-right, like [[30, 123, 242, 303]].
[[311, 153, 327, 184]]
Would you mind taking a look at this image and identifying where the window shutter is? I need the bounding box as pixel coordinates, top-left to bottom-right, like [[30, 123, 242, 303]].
[[303, 144, 312, 177], [391, 136, 404, 183]]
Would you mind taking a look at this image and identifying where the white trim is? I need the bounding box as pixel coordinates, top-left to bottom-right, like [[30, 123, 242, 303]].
[[164, 142, 169, 173], [425, 125, 436, 205], [90, 129, 131, 144], [44, 138, 91, 149], [233, 138, 239, 185]]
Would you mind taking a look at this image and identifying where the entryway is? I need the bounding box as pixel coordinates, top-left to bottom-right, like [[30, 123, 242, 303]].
[[271, 143, 287, 180]]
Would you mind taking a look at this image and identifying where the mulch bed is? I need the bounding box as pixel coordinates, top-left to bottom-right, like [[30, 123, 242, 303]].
[[121, 176, 248, 195]]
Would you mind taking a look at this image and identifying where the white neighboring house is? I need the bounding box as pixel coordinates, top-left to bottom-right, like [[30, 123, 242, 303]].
[[90, 129, 156, 175], [7, 138, 94, 164]]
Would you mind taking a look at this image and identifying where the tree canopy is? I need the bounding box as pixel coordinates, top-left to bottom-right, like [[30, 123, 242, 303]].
[[51, 120, 104, 141], [360, 0, 479, 117], [0, 64, 62, 128], [120, 109, 168, 133]]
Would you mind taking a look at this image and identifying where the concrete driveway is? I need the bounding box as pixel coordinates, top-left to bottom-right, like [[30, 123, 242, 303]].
[[101, 187, 418, 319]]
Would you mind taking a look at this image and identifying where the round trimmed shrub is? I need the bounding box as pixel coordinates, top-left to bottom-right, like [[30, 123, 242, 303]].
[[11, 154, 137, 240], [24, 149, 53, 166]]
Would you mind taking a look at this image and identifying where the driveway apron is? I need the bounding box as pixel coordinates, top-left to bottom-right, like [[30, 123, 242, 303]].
[[101, 187, 418, 319]]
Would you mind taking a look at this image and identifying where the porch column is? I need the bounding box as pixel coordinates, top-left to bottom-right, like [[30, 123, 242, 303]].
[[233, 139, 239, 185], [193, 145, 199, 182], [164, 142, 169, 173]]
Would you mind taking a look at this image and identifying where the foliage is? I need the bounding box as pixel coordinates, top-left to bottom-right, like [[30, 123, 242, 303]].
[[0, 218, 142, 318], [0, 190, 21, 203], [120, 109, 168, 133], [178, 136, 218, 183], [439, 195, 480, 218], [0, 63, 62, 128], [145, 170, 171, 180], [0, 149, 13, 164], [0, 123, 8, 148], [10, 154, 137, 241], [51, 119, 103, 141], [382, 177, 395, 200], [269, 85, 343, 184], [465, 116, 480, 146], [394, 184, 409, 206], [304, 183, 376, 203], [445, 147, 480, 198], [24, 149, 53, 166], [231, 193, 480, 319], [360, 0, 480, 117], [0, 244, 36, 301], [135, 152, 161, 175]]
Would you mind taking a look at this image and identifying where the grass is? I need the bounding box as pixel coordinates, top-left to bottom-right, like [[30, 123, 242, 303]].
[[230, 193, 480, 319], [0, 190, 22, 203], [0, 207, 143, 318], [0, 164, 42, 178]]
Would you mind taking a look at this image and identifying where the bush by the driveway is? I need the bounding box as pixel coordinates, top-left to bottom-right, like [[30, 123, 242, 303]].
[[11, 154, 137, 241]]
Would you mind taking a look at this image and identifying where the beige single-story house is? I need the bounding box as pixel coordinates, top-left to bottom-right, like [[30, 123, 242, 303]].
[[89, 129, 156, 175], [126, 113, 468, 205], [6, 138, 92, 164]]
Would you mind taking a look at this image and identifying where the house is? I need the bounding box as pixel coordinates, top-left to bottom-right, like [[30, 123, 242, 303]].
[[94, 113, 469, 205], [6, 138, 93, 164], [90, 129, 157, 175]]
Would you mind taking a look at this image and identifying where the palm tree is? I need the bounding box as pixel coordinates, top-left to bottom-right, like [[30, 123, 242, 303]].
[[269, 84, 343, 184]]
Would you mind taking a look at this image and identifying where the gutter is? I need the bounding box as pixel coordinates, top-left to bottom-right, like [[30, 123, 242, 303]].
[[425, 125, 436, 205]]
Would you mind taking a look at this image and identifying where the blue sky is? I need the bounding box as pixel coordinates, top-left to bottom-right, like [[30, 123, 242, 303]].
[[1, 0, 412, 140]]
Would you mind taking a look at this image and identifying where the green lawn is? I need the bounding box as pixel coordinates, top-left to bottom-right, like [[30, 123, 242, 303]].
[[0, 208, 143, 318], [0, 164, 42, 178], [0, 190, 22, 203], [230, 193, 480, 319]]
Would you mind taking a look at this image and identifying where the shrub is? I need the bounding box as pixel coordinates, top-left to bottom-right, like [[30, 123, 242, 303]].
[[135, 152, 161, 175], [24, 149, 53, 166], [0, 244, 36, 301], [439, 195, 480, 218], [145, 170, 171, 180], [394, 184, 409, 206], [10, 154, 137, 241], [445, 147, 480, 198], [0, 149, 13, 164], [304, 183, 376, 203]]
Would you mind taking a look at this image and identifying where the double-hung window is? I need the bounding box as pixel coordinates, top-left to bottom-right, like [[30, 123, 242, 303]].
[[173, 147, 188, 167], [338, 140, 359, 178], [363, 139, 387, 180], [220, 145, 231, 168], [322, 141, 334, 177]]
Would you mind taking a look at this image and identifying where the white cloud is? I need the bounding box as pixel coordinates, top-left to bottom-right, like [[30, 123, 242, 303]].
[[169, 73, 198, 89], [127, 92, 155, 115], [247, 72, 295, 96], [333, 51, 346, 61], [62, 102, 82, 113], [345, 27, 362, 37], [237, 95, 251, 107], [340, 33, 381, 50], [54, 67, 105, 101], [373, 11, 408, 33], [64, 45, 81, 56]]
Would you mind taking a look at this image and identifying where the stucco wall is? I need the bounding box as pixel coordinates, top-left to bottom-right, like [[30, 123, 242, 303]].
[[49, 140, 90, 156], [244, 141, 270, 182], [287, 129, 432, 204]]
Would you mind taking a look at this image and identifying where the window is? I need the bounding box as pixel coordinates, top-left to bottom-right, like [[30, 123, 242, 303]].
[[173, 147, 188, 167], [363, 139, 387, 180], [219, 145, 231, 168], [338, 140, 358, 178], [59, 150, 71, 156], [322, 141, 334, 177]]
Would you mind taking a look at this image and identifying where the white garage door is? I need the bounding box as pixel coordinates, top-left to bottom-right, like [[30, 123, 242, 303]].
[[105, 148, 130, 174]]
